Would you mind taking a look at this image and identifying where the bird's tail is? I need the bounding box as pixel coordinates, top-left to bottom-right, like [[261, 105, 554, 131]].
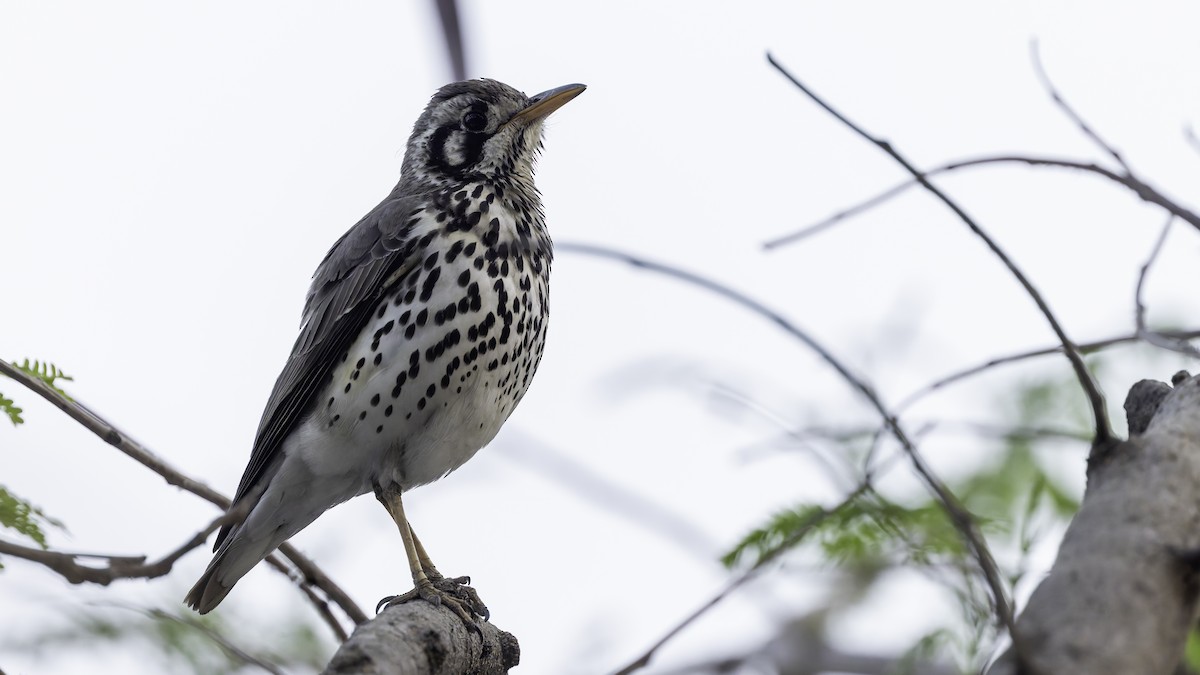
[[184, 547, 234, 614], [184, 458, 352, 613], [184, 482, 283, 614], [184, 519, 277, 614]]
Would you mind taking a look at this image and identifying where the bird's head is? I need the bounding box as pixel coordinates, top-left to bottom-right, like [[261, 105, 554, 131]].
[[402, 78, 585, 185]]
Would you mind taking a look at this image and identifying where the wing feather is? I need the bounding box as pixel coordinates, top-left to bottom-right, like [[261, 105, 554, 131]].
[[214, 193, 427, 549]]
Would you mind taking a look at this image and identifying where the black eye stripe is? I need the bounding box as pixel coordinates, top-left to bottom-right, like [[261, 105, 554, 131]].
[[425, 100, 497, 177], [428, 126, 453, 170], [428, 125, 486, 177], [460, 128, 486, 165]]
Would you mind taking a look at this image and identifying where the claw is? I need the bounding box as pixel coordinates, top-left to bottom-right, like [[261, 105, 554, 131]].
[[375, 595, 399, 614], [377, 575, 489, 626]]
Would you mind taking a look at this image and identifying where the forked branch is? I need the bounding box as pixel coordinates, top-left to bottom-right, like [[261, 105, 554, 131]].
[[766, 53, 1112, 450]]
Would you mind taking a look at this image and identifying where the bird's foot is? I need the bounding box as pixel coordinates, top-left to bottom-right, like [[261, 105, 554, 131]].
[[376, 575, 490, 627]]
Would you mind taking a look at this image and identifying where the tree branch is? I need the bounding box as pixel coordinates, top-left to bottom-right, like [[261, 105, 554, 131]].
[[0, 357, 368, 635], [611, 485, 869, 675], [764, 155, 1200, 250], [1186, 125, 1200, 158], [654, 613, 960, 675], [561, 241, 1011, 671], [119, 605, 288, 675], [987, 374, 1200, 675], [0, 507, 237, 585], [1030, 40, 1131, 173], [767, 52, 1112, 450], [1135, 217, 1200, 358], [895, 328, 1200, 414], [322, 602, 519, 675]]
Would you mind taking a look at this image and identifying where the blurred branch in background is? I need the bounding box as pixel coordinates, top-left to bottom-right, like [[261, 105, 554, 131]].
[[1186, 125, 1200, 158], [613, 484, 871, 675], [4, 598, 330, 674], [432, 0, 467, 81], [132, 607, 287, 675], [559, 244, 1014, 672], [654, 613, 960, 675], [499, 430, 721, 559]]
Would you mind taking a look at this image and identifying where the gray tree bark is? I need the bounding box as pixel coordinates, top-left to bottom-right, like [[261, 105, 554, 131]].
[[322, 602, 519, 675], [988, 372, 1200, 675]]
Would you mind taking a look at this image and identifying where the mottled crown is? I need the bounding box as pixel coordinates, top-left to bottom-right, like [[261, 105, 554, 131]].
[[401, 79, 544, 185]]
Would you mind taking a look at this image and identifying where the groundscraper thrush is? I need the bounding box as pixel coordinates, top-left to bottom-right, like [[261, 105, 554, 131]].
[[185, 79, 585, 624]]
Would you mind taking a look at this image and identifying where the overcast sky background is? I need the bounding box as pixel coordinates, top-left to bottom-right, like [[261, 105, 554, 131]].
[[3, 1, 1199, 673]]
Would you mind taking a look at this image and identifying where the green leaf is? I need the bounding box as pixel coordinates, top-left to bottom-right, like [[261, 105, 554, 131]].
[[0, 392, 22, 425], [10, 358, 74, 399], [897, 629, 956, 675], [723, 491, 969, 571], [21, 602, 332, 674], [0, 484, 65, 550], [1186, 625, 1200, 673], [722, 503, 826, 568]]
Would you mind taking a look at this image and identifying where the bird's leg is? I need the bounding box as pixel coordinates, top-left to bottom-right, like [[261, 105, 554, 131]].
[[410, 525, 445, 580], [409, 524, 489, 620], [372, 483, 488, 625]]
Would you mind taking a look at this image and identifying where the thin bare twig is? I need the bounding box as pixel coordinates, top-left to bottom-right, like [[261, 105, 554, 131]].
[[1134, 217, 1200, 358], [762, 179, 916, 249], [707, 382, 860, 491], [259, 553, 350, 642], [561, 242, 1014, 666], [612, 484, 871, 675], [1186, 125, 1200, 158], [767, 53, 1111, 453], [1030, 41, 1130, 173], [124, 606, 287, 675], [944, 156, 1200, 230], [0, 506, 247, 585], [764, 155, 1200, 249], [0, 358, 368, 634], [768, 420, 1090, 448], [896, 328, 1200, 414]]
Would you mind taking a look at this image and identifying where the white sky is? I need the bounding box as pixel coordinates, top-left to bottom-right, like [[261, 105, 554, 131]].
[[3, 1, 1199, 673]]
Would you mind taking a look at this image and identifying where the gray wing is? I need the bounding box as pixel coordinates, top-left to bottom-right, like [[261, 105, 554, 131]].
[[214, 193, 427, 549]]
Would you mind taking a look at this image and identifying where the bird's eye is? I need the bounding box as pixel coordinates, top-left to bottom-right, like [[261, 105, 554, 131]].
[[462, 111, 488, 132]]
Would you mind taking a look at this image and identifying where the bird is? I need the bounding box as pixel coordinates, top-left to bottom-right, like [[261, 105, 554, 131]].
[[185, 78, 585, 624]]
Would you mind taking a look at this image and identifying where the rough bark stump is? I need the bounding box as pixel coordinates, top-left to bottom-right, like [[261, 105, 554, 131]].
[[322, 601, 519, 675], [988, 372, 1200, 675]]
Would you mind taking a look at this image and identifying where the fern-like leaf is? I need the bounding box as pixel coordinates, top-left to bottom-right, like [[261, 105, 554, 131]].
[[722, 503, 826, 568], [0, 392, 22, 425], [723, 491, 970, 570], [0, 484, 64, 553], [11, 359, 74, 399]]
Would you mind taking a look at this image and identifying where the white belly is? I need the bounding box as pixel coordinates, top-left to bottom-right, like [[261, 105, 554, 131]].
[[293, 230, 548, 494]]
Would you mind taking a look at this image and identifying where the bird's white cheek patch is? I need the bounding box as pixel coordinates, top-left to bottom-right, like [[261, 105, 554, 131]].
[[442, 134, 467, 168]]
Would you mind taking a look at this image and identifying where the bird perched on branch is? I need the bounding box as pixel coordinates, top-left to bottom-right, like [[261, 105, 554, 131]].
[[185, 79, 585, 623]]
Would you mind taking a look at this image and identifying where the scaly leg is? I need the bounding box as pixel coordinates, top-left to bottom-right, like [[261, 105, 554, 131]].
[[411, 526, 446, 580], [373, 483, 487, 625], [410, 524, 489, 620]]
